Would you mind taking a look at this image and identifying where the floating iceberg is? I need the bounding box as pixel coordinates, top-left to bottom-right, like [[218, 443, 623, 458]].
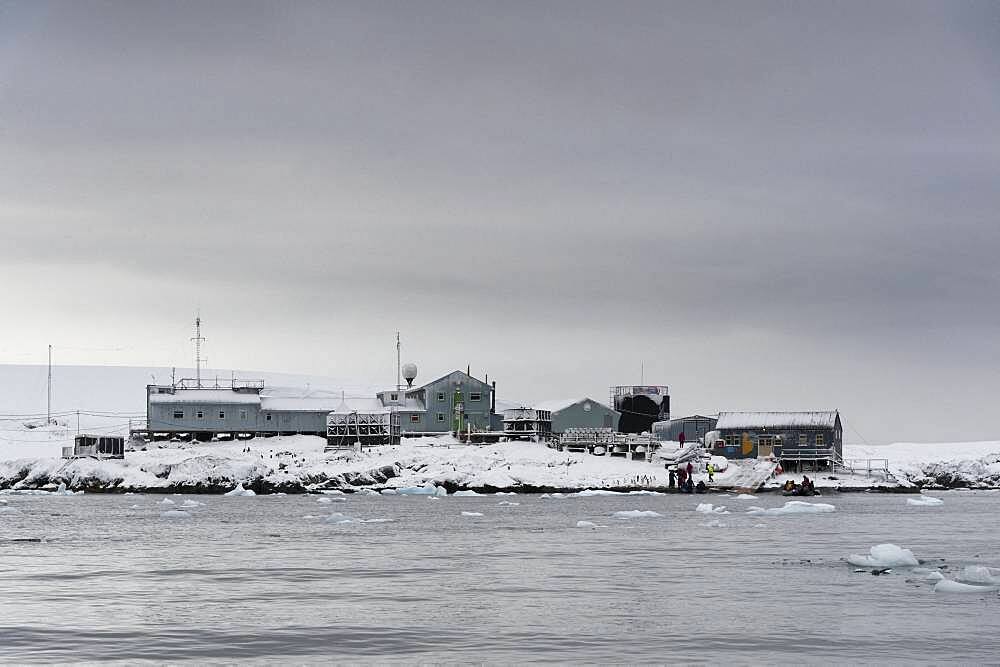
[[959, 565, 1000, 586], [497, 501, 520, 506], [380, 489, 398, 495], [747, 501, 836, 516], [495, 492, 516, 496], [576, 520, 604, 528], [452, 490, 481, 497], [159, 498, 175, 506], [907, 495, 944, 506], [160, 510, 192, 519], [181, 499, 204, 508], [316, 497, 333, 504], [460, 511, 483, 517], [847, 544, 920, 568], [934, 579, 999, 594], [396, 486, 447, 496], [696, 503, 728, 515], [540, 493, 566, 499], [735, 494, 757, 500], [224, 484, 256, 497], [612, 510, 662, 519], [573, 489, 622, 497], [53, 482, 81, 496]]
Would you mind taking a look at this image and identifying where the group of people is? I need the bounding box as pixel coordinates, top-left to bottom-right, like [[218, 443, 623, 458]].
[[781, 475, 817, 496], [667, 460, 712, 493]]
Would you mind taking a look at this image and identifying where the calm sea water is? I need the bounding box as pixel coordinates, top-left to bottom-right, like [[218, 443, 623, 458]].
[[1, 491, 998, 664]]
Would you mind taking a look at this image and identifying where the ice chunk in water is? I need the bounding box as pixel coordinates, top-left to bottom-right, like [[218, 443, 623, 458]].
[[224, 484, 256, 497], [160, 510, 192, 519], [316, 498, 333, 504], [907, 495, 944, 506], [934, 579, 999, 594], [847, 544, 919, 568], [735, 494, 757, 500], [461, 511, 483, 517], [159, 498, 175, 506], [497, 501, 520, 506], [0, 506, 20, 515], [612, 510, 663, 519], [452, 490, 481, 497], [959, 565, 1000, 586], [325, 512, 354, 524], [540, 493, 566, 499], [380, 489, 398, 495], [702, 519, 727, 528], [747, 501, 835, 516], [696, 503, 728, 514], [576, 520, 604, 528], [573, 490, 622, 497], [181, 500, 204, 508], [396, 486, 446, 496]]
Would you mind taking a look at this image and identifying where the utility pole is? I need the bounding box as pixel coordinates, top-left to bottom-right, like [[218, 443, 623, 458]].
[[191, 315, 207, 388], [47, 344, 52, 425]]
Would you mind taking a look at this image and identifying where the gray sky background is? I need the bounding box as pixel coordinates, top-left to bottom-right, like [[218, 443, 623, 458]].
[[1, 1, 998, 443]]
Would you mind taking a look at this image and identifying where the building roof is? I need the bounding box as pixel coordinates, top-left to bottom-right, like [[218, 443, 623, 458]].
[[149, 389, 262, 405], [715, 411, 839, 430], [533, 397, 617, 414]]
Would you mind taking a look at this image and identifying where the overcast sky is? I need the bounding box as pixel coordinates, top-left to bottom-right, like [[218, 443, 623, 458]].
[[1, 1, 998, 443]]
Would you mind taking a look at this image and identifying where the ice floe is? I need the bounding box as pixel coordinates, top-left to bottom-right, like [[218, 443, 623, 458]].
[[461, 511, 484, 517], [223, 483, 256, 497], [159, 498, 175, 506], [735, 494, 757, 500], [576, 520, 605, 528], [934, 579, 999, 594], [747, 501, 836, 516], [497, 500, 520, 506], [0, 505, 21, 515], [452, 490, 482, 497], [160, 510, 192, 519], [181, 499, 204, 508], [847, 544, 919, 568], [696, 503, 729, 515], [959, 565, 1000, 586], [701, 519, 727, 528], [540, 493, 566, 499], [396, 485, 447, 496], [907, 495, 944, 506], [316, 497, 333, 504], [612, 510, 663, 519]]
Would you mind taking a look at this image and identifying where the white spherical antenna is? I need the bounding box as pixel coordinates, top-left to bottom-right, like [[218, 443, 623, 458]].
[[402, 363, 418, 387]]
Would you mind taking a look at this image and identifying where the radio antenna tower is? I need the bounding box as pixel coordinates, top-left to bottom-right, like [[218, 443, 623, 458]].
[[191, 314, 207, 388], [396, 331, 402, 391]]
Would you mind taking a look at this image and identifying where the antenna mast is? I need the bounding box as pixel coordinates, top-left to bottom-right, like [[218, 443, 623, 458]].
[[396, 331, 401, 391], [191, 315, 207, 388], [47, 344, 52, 425]]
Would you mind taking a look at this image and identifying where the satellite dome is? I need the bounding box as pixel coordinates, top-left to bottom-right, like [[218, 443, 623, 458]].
[[402, 363, 418, 387]]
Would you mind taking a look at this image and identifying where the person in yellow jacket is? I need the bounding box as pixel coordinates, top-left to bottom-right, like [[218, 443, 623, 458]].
[[707, 462, 715, 482]]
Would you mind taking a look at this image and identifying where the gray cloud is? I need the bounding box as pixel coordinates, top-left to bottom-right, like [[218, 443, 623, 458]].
[[1, 0, 999, 442]]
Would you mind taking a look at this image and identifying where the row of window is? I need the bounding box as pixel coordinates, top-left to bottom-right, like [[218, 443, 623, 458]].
[[720, 433, 827, 447], [435, 391, 482, 402], [172, 409, 265, 421]]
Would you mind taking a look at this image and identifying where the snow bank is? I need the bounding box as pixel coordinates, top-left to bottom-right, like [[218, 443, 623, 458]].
[[934, 580, 999, 594], [223, 484, 256, 497], [847, 544, 919, 568], [696, 503, 728, 515], [612, 510, 662, 519], [906, 495, 944, 506], [747, 501, 836, 516]]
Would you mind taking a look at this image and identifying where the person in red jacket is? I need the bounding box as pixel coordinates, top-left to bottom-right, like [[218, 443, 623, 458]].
[[678, 431, 686, 447]]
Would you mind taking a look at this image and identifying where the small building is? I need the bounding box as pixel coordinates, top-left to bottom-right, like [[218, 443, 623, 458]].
[[502, 407, 552, 441], [712, 411, 843, 463], [534, 397, 620, 434], [63, 434, 125, 459], [652, 415, 718, 443]]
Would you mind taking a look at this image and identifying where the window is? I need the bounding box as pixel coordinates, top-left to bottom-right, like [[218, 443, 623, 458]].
[[437, 392, 446, 402], [436, 412, 445, 422], [240, 410, 248, 421], [196, 410, 204, 419], [410, 414, 420, 423], [470, 392, 482, 402], [583, 402, 592, 412], [390, 393, 398, 401], [815, 433, 825, 446], [219, 411, 226, 419], [173, 410, 184, 420], [799, 433, 807, 446], [266, 414, 272, 422], [724, 434, 740, 447]]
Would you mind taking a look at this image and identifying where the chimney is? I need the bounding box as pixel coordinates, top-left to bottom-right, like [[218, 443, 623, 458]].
[[491, 380, 496, 413]]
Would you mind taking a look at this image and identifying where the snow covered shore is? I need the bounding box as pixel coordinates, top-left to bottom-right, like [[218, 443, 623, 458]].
[[0, 437, 680, 494], [1, 433, 998, 494]]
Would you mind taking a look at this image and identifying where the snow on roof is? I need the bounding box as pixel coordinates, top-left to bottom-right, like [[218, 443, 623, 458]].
[[715, 411, 839, 430], [149, 390, 262, 405], [533, 397, 615, 414]]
